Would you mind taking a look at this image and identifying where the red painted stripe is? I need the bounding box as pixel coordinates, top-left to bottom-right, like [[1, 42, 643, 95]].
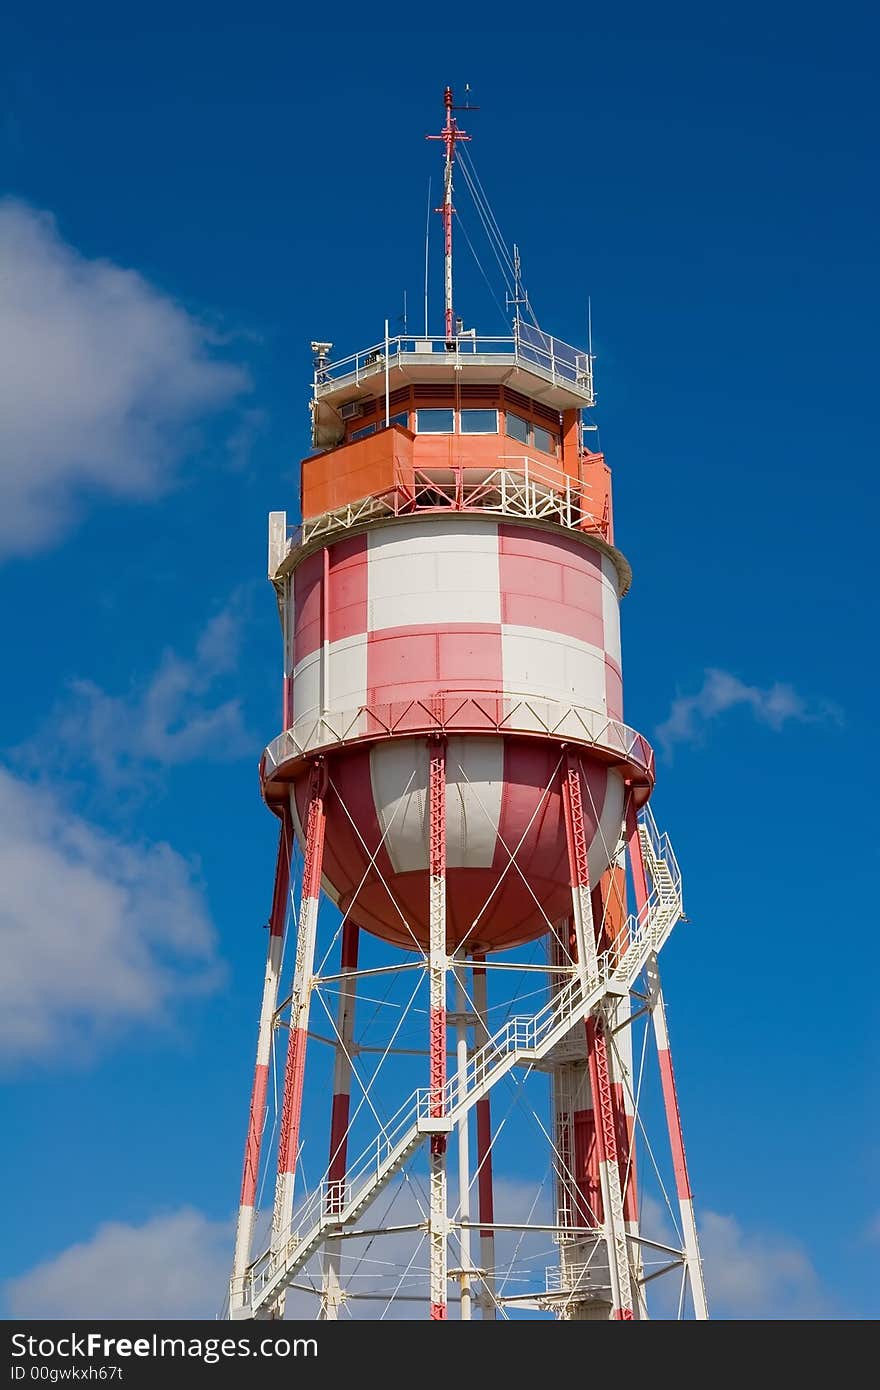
[[658, 1047, 693, 1200], [240, 1062, 269, 1206], [625, 798, 650, 915], [327, 1092, 351, 1187], [613, 1308, 635, 1320], [499, 523, 605, 646], [268, 811, 293, 938], [328, 535, 368, 643], [367, 623, 503, 707], [293, 550, 323, 664], [430, 1302, 447, 1320], [293, 749, 397, 943], [340, 919, 360, 972], [476, 1096, 495, 1236], [571, 1106, 601, 1226], [499, 522, 602, 569]]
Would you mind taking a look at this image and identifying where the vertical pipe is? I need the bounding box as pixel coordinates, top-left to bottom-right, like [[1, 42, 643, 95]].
[[230, 810, 293, 1311], [320, 920, 360, 1320], [626, 800, 708, 1319], [282, 573, 294, 730], [424, 176, 432, 339], [272, 761, 328, 1277], [384, 318, 390, 427], [427, 736, 448, 1319], [454, 968, 472, 1319], [471, 954, 496, 1318]]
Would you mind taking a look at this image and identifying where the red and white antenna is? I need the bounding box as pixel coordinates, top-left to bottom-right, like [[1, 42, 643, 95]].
[[427, 85, 474, 344]]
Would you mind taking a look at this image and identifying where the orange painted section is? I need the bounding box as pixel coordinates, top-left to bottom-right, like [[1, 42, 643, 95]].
[[580, 451, 612, 541], [301, 425, 415, 520], [561, 409, 580, 481], [301, 422, 613, 539]]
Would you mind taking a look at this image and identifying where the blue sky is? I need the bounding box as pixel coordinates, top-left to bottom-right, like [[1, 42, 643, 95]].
[[1, 1, 877, 1319]]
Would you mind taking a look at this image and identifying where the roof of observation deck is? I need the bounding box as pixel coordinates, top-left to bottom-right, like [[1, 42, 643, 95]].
[[312, 329, 596, 415]]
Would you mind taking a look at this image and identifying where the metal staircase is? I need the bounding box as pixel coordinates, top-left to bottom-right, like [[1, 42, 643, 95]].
[[232, 809, 683, 1319]]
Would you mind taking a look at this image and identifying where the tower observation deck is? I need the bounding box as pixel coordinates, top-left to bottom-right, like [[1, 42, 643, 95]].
[[226, 87, 708, 1322]]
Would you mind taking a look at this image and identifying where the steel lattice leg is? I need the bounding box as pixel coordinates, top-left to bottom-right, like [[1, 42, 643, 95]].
[[230, 810, 294, 1314], [586, 1016, 635, 1319], [626, 800, 709, 1320]]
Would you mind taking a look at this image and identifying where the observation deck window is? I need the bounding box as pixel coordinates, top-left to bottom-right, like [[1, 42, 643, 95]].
[[532, 424, 557, 456], [416, 408, 455, 434], [460, 408, 498, 434], [505, 412, 529, 443], [350, 422, 376, 442]]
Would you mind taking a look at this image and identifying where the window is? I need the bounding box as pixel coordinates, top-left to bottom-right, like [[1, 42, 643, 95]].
[[460, 408, 498, 434], [415, 408, 454, 434], [532, 424, 557, 456], [387, 410, 409, 429], [350, 422, 376, 442], [505, 412, 529, 443]]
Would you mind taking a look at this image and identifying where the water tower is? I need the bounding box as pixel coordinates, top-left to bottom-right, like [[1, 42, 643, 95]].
[[227, 89, 708, 1321]]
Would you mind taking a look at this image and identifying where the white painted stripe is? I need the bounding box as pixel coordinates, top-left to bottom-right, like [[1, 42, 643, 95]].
[[369, 736, 504, 874], [292, 633, 368, 723], [445, 736, 503, 870], [327, 632, 368, 710], [367, 518, 501, 631], [586, 770, 625, 896], [501, 625, 608, 713], [370, 738, 428, 874], [600, 556, 622, 669], [292, 650, 321, 721]]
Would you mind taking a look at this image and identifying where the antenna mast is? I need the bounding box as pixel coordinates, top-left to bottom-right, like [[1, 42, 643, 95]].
[[427, 86, 472, 344]]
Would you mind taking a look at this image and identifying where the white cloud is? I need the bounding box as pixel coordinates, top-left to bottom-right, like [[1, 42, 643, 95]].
[[639, 1195, 830, 1319], [656, 667, 831, 753], [10, 1184, 829, 1323], [0, 766, 221, 1064], [698, 1209, 829, 1319], [29, 601, 251, 788], [4, 1210, 233, 1320], [0, 199, 249, 558], [3, 1178, 551, 1322]]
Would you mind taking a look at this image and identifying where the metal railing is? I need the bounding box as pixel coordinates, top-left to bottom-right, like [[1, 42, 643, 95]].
[[262, 695, 655, 785], [313, 332, 594, 404], [288, 454, 611, 554]]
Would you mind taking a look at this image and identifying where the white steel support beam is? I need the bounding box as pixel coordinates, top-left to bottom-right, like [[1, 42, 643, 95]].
[[270, 760, 328, 1315], [626, 799, 708, 1320], [471, 954, 497, 1319], [428, 736, 449, 1319], [320, 919, 360, 1321], [230, 810, 294, 1313], [454, 968, 473, 1319]]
